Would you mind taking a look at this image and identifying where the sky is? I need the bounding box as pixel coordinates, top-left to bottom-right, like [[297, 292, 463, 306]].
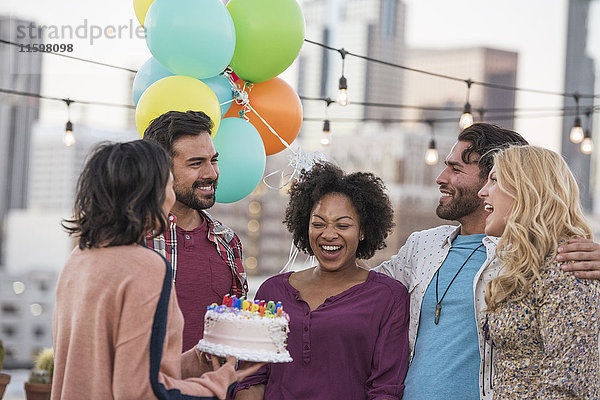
[[0, 0, 598, 151]]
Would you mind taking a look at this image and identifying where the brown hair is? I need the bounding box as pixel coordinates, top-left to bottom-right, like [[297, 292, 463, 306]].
[[62, 140, 171, 248]]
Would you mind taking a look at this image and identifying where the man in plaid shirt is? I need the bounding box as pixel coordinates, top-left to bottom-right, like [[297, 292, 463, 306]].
[[144, 110, 248, 352]]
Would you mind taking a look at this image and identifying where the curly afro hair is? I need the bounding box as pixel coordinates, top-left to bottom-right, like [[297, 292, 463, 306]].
[[283, 162, 394, 259]]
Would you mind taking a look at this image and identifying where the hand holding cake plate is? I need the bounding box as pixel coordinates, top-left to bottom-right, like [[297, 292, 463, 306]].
[[197, 295, 293, 363], [203, 354, 266, 383]]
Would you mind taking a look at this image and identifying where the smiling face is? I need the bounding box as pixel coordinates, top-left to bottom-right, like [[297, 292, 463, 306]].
[[435, 141, 487, 222], [478, 166, 515, 237], [435, 141, 490, 235], [308, 193, 362, 272], [171, 133, 219, 211]]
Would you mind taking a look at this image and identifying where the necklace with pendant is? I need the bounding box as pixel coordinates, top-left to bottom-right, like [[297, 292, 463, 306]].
[[435, 243, 484, 325]]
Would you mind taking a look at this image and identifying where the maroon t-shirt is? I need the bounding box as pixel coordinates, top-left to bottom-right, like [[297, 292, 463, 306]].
[[173, 218, 233, 351]]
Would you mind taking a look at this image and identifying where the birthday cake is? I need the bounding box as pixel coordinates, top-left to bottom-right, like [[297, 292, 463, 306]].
[[197, 295, 293, 363]]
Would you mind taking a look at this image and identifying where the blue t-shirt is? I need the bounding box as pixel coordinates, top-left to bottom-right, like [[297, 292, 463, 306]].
[[403, 234, 486, 399]]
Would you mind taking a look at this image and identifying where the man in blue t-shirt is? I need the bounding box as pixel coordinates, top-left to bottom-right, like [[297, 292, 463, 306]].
[[373, 123, 600, 399]]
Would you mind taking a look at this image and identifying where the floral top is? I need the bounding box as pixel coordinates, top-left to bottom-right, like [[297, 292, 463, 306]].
[[484, 258, 600, 399]]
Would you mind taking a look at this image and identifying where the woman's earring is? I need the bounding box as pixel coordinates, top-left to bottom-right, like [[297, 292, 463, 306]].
[[360, 235, 364, 241]]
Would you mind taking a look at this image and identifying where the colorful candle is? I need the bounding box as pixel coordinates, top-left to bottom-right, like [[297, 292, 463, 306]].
[[233, 298, 242, 309]]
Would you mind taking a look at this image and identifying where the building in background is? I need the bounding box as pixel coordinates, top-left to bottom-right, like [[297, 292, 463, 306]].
[[401, 47, 518, 129], [0, 123, 136, 367], [298, 0, 407, 148], [561, 0, 596, 211], [0, 16, 42, 264], [0, 270, 56, 368], [27, 123, 137, 211]]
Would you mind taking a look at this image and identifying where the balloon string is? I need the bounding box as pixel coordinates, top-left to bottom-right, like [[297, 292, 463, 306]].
[[262, 147, 328, 190], [247, 103, 296, 155], [263, 167, 295, 190], [279, 242, 316, 273], [224, 72, 296, 155], [222, 69, 327, 190]]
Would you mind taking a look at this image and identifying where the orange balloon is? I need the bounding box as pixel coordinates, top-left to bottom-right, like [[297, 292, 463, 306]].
[[224, 77, 303, 155]]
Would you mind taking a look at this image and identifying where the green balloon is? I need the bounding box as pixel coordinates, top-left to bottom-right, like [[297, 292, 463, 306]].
[[227, 0, 305, 83]]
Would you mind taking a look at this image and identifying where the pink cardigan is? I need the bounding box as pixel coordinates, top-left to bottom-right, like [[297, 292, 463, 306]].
[[52, 244, 235, 399]]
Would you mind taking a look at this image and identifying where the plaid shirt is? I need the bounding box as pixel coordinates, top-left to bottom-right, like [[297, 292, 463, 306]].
[[146, 211, 248, 298]]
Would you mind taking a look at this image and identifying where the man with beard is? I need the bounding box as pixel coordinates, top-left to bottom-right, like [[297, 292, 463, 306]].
[[143, 111, 247, 352], [372, 123, 600, 399]]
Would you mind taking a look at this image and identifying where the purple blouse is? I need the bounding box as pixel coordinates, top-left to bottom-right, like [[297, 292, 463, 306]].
[[235, 270, 409, 399]]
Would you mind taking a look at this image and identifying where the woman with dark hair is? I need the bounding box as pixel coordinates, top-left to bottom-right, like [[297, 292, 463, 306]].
[[52, 140, 262, 400], [234, 162, 410, 399]]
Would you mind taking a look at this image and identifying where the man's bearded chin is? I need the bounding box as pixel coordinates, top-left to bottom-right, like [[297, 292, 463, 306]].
[[435, 191, 482, 221], [175, 180, 217, 211]]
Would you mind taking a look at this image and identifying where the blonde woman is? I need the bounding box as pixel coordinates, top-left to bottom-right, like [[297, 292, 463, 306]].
[[477, 145, 599, 399]]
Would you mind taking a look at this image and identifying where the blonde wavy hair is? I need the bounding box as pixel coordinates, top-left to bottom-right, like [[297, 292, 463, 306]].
[[485, 145, 592, 311]]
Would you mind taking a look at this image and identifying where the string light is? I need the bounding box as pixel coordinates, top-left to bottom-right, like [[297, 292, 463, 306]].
[[581, 132, 593, 154], [459, 79, 473, 129], [425, 120, 438, 165], [321, 120, 331, 146], [0, 38, 598, 152], [569, 94, 584, 143], [321, 98, 333, 146], [337, 49, 349, 106], [581, 108, 593, 154], [63, 99, 75, 147]]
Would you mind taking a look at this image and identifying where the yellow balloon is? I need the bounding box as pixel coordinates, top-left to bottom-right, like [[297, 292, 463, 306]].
[[133, 0, 154, 27], [135, 76, 221, 137]]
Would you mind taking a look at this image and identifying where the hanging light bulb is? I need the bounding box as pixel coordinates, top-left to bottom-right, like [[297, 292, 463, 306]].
[[320, 119, 331, 146], [459, 79, 473, 130], [425, 139, 438, 165], [425, 120, 438, 165], [63, 121, 75, 147], [580, 109, 593, 154], [459, 103, 473, 130], [63, 99, 75, 147], [568, 93, 584, 143], [336, 48, 349, 106], [570, 116, 584, 143], [337, 76, 349, 106], [581, 130, 593, 154]]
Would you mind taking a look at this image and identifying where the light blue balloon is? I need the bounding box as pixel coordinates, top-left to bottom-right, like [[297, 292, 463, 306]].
[[132, 57, 174, 106], [214, 118, 266, 203], [202, 75, 234, 116], [145, 0, 236, 79]]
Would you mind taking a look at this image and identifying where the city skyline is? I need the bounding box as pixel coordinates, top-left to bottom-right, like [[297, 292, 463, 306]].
[[0, 0, 596, 150]]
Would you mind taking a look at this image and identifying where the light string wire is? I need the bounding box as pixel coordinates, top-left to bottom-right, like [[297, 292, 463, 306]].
[[303, 38, 600, 99], [0, 38, 597, 119]]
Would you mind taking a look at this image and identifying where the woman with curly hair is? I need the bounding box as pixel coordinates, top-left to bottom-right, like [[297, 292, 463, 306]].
[[235, 162, 410, 399], [478, 145, 599, 399]]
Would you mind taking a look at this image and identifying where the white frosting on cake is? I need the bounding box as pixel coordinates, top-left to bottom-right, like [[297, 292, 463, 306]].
[[197, 308, 292, 363]]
